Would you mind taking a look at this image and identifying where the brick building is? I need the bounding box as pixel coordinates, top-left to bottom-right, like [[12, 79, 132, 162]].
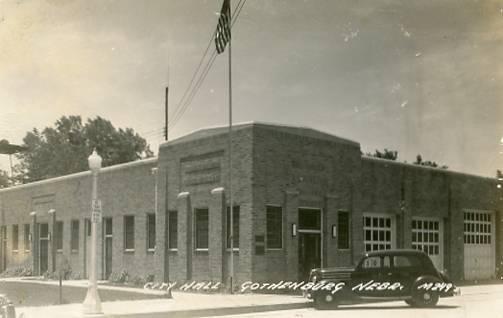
[[0, 122, 501, 286]]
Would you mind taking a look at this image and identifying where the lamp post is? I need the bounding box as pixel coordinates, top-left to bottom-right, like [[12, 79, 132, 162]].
[[83, 149, 104, 316]]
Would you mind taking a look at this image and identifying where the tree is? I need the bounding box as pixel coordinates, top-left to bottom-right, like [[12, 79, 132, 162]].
[[0, 170, 9, 188], [366, 149, 398, 161], [414, 154, 448, 169], [14, 116, 154, 183]]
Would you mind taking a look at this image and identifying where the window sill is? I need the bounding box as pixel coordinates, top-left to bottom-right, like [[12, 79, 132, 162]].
[[147, 248, 155, 253], [12, 250, 18, 254], [195, 248, 209, 253], [57, 250, 63, 254], [168, 248, 178, 254], [124, 249, 135, 253], [71, 249, 79, 254], [226, 248, 240, 253], [266, 247, 283, 251], [24, 250, 30, 253]]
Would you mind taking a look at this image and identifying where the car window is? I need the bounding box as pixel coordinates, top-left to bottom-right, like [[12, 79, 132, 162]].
[[393, 255, 421, 267], [362, 256, 381, 269]]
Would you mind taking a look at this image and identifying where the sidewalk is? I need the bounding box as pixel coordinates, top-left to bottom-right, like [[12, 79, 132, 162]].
[[4, 278, 310, 318]]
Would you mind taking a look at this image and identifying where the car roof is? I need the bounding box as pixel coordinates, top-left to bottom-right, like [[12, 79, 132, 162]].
[[364, 249, 428, 257]]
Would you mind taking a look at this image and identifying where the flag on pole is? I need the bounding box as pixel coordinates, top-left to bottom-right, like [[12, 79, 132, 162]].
[[215, 0, 231, 54]]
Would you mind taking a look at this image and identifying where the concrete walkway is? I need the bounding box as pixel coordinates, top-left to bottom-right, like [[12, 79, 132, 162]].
[[2, 278, 310, 318]]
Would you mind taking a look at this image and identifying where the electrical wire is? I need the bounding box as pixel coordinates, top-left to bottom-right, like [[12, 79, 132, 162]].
[[167, 0, 247, 132]]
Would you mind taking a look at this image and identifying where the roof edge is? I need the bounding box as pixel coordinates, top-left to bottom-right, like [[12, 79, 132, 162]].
[[362, 155, 495, 182], [0, 157, 158, 194], [160, 121, 360, 148]]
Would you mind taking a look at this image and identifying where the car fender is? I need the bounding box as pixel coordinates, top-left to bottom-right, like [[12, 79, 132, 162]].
[[411, 275, 447, 295]]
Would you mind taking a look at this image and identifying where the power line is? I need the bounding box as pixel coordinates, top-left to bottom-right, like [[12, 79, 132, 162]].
[[168, 0, 247, 132], [169, 51, 218, 130]]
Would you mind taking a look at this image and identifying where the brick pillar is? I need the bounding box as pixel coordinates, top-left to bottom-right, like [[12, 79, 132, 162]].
[[177, 192, 192, 280], [284, 190, 299, 281], [48, 209, 56, 273], [154, 167, 167, 283], [30, 211, 38, 275], [209, 187, 226, 282]]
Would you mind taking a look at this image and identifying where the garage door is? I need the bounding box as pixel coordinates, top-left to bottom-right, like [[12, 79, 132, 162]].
[[463, 210, 496, 280], [363, 214, 395, 252], [411, 218, 443, 271]]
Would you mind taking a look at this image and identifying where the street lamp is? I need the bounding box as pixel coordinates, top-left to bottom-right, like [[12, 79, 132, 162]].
[[83, 149, 104, 316]]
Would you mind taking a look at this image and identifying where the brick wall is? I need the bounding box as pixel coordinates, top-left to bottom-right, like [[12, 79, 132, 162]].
[[0, 158, 157, 280], [0, 123, 500, 287]]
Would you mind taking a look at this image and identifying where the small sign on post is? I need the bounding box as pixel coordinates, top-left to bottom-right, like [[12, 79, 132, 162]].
[[91, 199, 102, 223]]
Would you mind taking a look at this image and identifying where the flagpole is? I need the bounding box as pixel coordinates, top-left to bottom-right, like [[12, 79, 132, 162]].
[[227, 0, 234, 294]]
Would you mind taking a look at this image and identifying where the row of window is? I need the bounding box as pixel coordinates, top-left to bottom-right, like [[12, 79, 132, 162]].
[[4, 208, 356, 253]]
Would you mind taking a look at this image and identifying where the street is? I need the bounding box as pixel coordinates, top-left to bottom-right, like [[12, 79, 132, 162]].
[[205, 284, 503, 318]]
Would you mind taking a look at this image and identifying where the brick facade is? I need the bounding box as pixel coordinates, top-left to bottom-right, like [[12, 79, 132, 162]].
[[0, 122, 501, 286]]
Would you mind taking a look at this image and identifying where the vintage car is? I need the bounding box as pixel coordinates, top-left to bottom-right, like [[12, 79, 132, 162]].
[[307, 249, 460, 309]]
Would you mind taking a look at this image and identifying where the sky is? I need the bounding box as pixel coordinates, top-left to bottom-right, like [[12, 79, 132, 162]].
[[0, 0, 502, 177]]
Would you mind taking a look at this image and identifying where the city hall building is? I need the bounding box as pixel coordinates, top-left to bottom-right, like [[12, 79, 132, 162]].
[[0, 122, 501, 287]]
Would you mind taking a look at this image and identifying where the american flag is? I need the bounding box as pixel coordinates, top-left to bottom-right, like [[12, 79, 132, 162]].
[[215, 0, 231, 54]]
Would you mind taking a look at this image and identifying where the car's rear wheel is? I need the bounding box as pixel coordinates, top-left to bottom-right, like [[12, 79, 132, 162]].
[[413, 289, 439, 307], [314, 292, 338, 310], [404, 299, 416, 306]]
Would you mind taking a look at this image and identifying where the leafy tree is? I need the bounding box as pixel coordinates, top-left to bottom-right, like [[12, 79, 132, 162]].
[[366, 149, 398, 161], [414, 154, 448, 169], [14, 116, 154, 183]]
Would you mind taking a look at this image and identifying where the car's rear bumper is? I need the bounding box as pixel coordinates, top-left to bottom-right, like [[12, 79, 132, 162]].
[[442, 286, 461, 297], [453, 287, 461, 296]]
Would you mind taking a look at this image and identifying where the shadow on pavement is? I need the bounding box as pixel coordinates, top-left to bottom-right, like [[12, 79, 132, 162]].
[[329, 304, 460, 311]]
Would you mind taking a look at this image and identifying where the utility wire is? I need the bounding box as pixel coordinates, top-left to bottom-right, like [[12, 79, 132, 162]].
[[167, 0, 247, 132]]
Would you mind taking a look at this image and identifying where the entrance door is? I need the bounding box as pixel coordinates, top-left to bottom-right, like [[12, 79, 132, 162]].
[[298, 233, 321, 281], [298, 208, 322, 281], [39, 223, 49, 274], [104, 217, 113, 280], [463, 210, 495, 280]]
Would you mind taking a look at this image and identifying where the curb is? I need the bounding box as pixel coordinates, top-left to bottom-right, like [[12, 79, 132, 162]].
[[112, 301, 312, 318]]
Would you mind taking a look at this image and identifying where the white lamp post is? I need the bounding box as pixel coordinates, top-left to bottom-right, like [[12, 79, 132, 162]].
[[83, 149, 104, 316]]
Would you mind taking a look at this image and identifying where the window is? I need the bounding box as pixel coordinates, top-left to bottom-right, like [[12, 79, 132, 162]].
[[55, 221, 63, 251], [393, 255, 421, 268], [266, 205, 282, 249], [147, 213, 156, 251], [24, 224, 30, 251], [363, 215, 393, 252], [195, 208, 209, 250], [124, 216, 135, 251], [463, 211, 492, 245], [71, 220, 79, 251], [412, 218, 440, 255], [168, 210, 178, 250], [226, 206, 240, 249], [85, 219, 91, 236], [12, 225, 18, 252], [362, 256, 381, 269], [361, 256, 391, 269], [338, 211, 350, 249]]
